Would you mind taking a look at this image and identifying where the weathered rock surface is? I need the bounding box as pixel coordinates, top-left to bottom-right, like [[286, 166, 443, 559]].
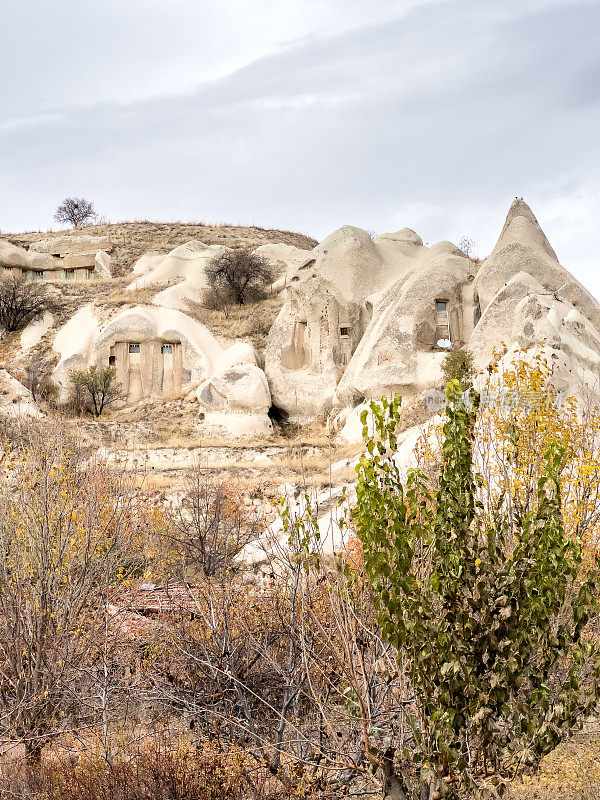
[[128, 240, 312, 310], [196, 343, 272, 436], [1, 237, 112, 280], [30, 235, 112, 256], [127, 241, 229, 310], [265, 199, 600, 421], [252, 243, 310, 279], [94, 250, 113, 279], [0, 240, 54, 271], [52, 304, 273, 433], [0, 369, 43, 419]]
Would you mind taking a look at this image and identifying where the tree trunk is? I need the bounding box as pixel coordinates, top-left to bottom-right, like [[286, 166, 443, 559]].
[[381, 749, 409, 800]]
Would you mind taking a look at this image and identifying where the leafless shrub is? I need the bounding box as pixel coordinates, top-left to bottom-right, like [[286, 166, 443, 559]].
[[205, 249, 274, 306], [0, 736, 278, 800], [147, 509, 400, 798], [0, 276, 54, 332], [167, 465, 261, 577], [24, 354, 56, 403], [202, 286, 233, 317], [0, 425, 138, 760]]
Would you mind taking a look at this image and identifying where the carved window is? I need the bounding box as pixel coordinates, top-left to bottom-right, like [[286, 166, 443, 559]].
[[161, 344, 173, 354], [108, 355, 116, 366], [339, 326, 350, 338], [128, 344, 141, 354], [435, 300, 452, 349]]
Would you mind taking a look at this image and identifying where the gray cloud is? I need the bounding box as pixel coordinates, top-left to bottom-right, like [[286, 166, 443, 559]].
[[1, 0, 599, 295]]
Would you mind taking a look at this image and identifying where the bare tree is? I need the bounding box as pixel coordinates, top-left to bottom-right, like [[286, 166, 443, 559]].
[[147, 503, 404, 798], [54, 197, 97, 228], [24, 354, 55, 403], [0, 426, 137, 761], [458, 235, 475, 257], [167, 465, 261, 578], [0, 276, 53, 333], [205, 249, 273, 306]]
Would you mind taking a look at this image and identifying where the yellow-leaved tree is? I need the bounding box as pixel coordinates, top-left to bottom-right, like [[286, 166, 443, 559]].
[[417, 350, 600, 568]]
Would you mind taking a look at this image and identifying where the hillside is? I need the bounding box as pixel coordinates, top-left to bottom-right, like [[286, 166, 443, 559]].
[[0, 219, 345, 495], [1, 220, 318, 277], [1, 204, 600, 798]]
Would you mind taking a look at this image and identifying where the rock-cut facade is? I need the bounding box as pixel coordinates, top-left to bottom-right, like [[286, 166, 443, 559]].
[[265, 199, 600, 420]]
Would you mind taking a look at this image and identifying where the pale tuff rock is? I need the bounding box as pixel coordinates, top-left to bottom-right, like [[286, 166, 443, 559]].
[[0, 240, 54, 271], [29, 235, 112, 256], [240, 423, 427, 567], [266, 199, 600, 421], [265, 226, 473, 419], [265, 270, 364, 420], [0, 369, 43, 419], [128, 240, 311, 310], [94, 250, 112, 279], [196, 345, 273, 437], [127, 241, 229, 311], [196, 364, 272, 437], [20, 312, 54, 351], [264, 225, 403, 420], [132, 251, 165, 277], [469, 199, 600, 397], [52, 305, 102, 400], [51, 304, 273, 432], [84, 305, 222, 406], [8, 198, 600, 446], [252, 243, 311, 282], [336, 241, 473, 408], [52, 303, 221, 405], [1, 236, 112, 281]]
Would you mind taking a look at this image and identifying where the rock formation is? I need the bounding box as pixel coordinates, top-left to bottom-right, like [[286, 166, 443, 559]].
[[265, 200, 600, 421], [265, 225, 474, 419], [4, 199, 598, 443], [127, 240, 310, 311], [127, 241, 228, 311], [1, 235, 112, 281], [51, 305, 272, 434], [196, 343, 272, 436]]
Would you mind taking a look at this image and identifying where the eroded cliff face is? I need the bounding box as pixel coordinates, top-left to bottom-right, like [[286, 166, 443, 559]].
[[3, 201, 600, 438], [265, 199, 600, 421]]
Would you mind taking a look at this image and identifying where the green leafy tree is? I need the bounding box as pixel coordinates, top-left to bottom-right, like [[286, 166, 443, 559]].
[[441, 347, 474, 390], [71, 365, 123, 417], [353, 383, 600, 799]]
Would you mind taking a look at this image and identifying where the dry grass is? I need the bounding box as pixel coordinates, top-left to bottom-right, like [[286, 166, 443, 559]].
[[2, 220, 317, 278], [510, 735, 600, 799], [186, 293, 284, 352]]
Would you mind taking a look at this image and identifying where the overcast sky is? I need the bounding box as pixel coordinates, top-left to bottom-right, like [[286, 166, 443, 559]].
[[1, 0, 599, 293]]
